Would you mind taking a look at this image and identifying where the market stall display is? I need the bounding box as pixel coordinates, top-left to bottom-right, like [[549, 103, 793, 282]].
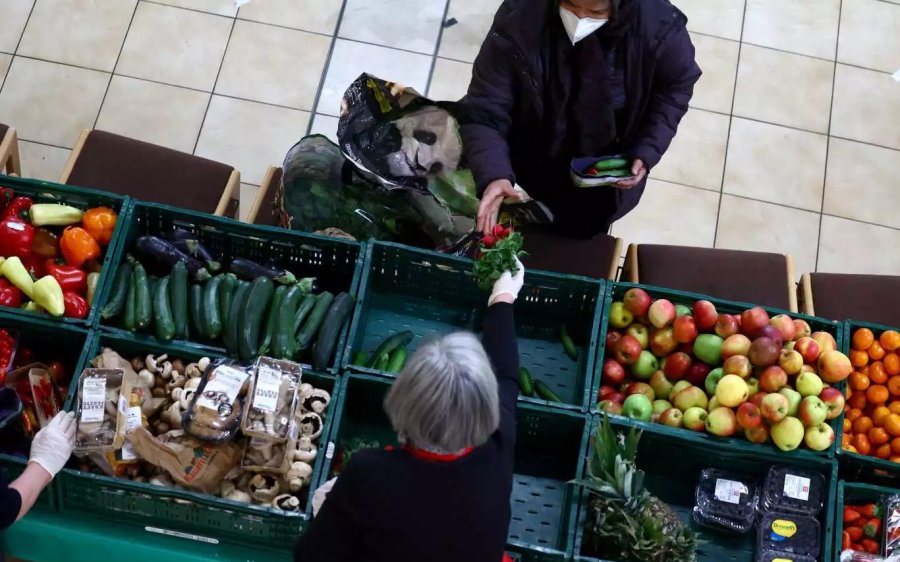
[[834, 481, 900, 561]]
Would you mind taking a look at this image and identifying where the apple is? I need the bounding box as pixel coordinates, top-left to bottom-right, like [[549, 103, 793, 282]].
[[673, 315, 699, 344], [598, 385, 616, 401], [659, 408, 683, 428], [602, 359, 626, 385], [793, 319, 812, 340], [770, 314, 797, 342], [715, 314, 740, 339], [750, 392, 768, 408], [672, 385, 709, 412], [693, 300, 718, 331], [632, 350, 659, 380], [758, 325, 785, 347], [795, 372, 824, 397], [708, 396, 720, 411], [683, 407, 708, 431], [812, 331, 837, 354], [704, 368, 725, 396], [597, 400, 623, 415], [648, 299, 676, 329], [623, 288, 652, 316], [759, 366, 789, 393], [650, 327, 678, 357], [745, 424, 769, 444], [606, 330, 623, 350], [746, 377, 759, 396], [794, 337, 821, 364], [818, 350, 852, 383], [771, 417, 805, 452], [819, 387, 845, 420], [761, 393, 790, 423], [614, 335, 643, 365], [625, 324, 650, 350], [723, 355, 752, 379], [736, 402, 762, 429], [804, 423, 835, 452], [625, 382, 655, 401], [675, 304, 692, 317], [721, 334, 752, 359], [694, 334, 724, 365], [672, 380, 693, 396], [649, 371, 674, 400], [663, 352, 692, 380], [798, 396, 828, 427], [779, 349, 804, 376], [609, 302, 634, 329], [622, 394, 653, 421], [608, 392, 625, 405], [800, 364, 816, 376], [716, 374, 749, 408], [780, 388, 802, 417], [749, 337, 780, 367], [741, 307, 770, 338], [706, 407, 738, 437], [685, 362, 711, 386], [653, 399, 673, 415]]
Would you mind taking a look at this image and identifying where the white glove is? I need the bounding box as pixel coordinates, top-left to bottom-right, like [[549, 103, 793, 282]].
[[488, 257, 525, 306], [312, 477, 337, 517], [29, 411, 75, 478]]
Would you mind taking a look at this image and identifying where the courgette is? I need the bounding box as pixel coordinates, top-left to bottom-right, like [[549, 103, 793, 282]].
[[203, 275, 224, 339], [153, 276, 176, 341], [561, 324, 578, 361], [366, 331, 414, 368], [274, 286, 303, 359], [123, 279, 136, 332], [592, 158, 629, 171], [170, 261, 189, 339], [373, 353, 390, 371], [292, 294, 317, 335], [352, 351, 368, 366], [311, 292, 355, 370], [238, 277, 275, 361], [223, 281, 250, 355], [189, 284, 204, 337], [519, 367, 534, 397], [218, 273, 237, 326], [386, 347, 407, 373], [260, 285, 287, 356], [534, 380, 562, 403], [101, 261, 132, 319], [132, 262, 151, 330], [296, 291, 334, 351]]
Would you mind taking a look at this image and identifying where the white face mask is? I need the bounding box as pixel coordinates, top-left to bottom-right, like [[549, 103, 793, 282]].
[[559, 6, 608, 44]]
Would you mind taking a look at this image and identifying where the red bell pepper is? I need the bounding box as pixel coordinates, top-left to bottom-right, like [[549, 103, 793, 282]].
[[20, 253, 45, 278], [62, 291, 89, 319], [45, 260, 87, 294], [2, 196, 33, 220], [0, 279, 23, 308], [0, 217, 35, 259], [13, 345, 32, 368]]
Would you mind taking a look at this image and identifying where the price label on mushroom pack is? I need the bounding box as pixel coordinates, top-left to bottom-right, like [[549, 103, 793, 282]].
[[252, 365, 282, 413], [80, 377, 107, 423]]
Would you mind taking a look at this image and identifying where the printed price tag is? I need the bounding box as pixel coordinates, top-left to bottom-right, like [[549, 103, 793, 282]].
[[80, 377, 107, 423], [714, 479, 748, 505], [196, 365, 248, 410], [252, 365, 281, 413], [783, 474, 811, 502], [121, 406, 143, 461]]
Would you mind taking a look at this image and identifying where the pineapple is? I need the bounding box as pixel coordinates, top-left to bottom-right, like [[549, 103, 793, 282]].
[[580, 415, 698, 562]]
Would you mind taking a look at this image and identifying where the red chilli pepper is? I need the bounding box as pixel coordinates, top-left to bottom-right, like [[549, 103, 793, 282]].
[[45, 260, 88, 294], [0, 279, 23, 308], [0, 217, 35, 259], [2, 196, 33, 220], [62, 291, 89, 319]]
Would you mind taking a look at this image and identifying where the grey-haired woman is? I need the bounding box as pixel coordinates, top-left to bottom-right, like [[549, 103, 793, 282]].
[[294, 261, 526, 562]]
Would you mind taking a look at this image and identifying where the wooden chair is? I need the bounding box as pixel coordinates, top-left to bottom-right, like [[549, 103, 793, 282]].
[[0, 124, 22, 176], [624, 244, 797, 311], [247, 165, 283, 226], [800, 273, 900, 324], [60, 129, 240, 216], [520, 228, 623, 280]]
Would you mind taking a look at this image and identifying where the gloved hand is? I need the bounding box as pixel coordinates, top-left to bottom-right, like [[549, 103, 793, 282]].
[[488, 257, 525, 306], [29, 411, 75, 478]]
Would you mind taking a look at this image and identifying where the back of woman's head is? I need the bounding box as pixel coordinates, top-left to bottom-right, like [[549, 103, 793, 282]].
[[384, 332, 499, 453]]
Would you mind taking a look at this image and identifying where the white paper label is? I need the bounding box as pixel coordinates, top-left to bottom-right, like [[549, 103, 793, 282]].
[[121, 406, 143, 461], [325, 442, 335, 460], [714, 479, 748, 505], [783, 474, 811, 502], [80, 377, 107, 423], [252, 365, 281, 413], [196, 365, 248, 410]]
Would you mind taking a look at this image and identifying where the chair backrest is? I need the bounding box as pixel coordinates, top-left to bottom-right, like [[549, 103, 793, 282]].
[[802, 272, 900, 325], [521, 227, 622, 280], [627, 244, 796, 311], [60, 130, 239, 215], [248, 166, 283, 226], [0, 124, 21, 176]]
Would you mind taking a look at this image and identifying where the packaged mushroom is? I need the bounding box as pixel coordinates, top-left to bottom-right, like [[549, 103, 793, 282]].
[[182, 360, 250, 443], [242, 437, 292, 474], [74, 368, 130, 453], [241, 357, 302, 442]]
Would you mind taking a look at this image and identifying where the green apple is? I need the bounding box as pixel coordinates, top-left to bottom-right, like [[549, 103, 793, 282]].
[[632, 350, 659, 380], [672, 380, 692, 396], [796, 372, 824, 397], [622, 394, 653, 422], [779, 388, 802, 417], [653, 399, 673, 415], [804, 423, 835, 452], [694, 334, 724, 365], [683, 407, 708, 431], [715, 374, 749, 408], [708, 396, 720, 411], [609, 302, 634, 329], [675, 304, 692, 317], [649, 370, 674, 400], [771, 417, 805, 452], [626, 323, 650, 349], [704, 368, 725, 396], [746, 377, 760, 396]]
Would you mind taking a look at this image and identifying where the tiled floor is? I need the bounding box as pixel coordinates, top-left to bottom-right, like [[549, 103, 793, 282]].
[[0, 0, 898, 277]]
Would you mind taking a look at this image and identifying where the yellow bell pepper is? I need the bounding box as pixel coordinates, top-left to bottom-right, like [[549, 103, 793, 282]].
[[1, 256, 34, 298], [32, 275, 64, 316]]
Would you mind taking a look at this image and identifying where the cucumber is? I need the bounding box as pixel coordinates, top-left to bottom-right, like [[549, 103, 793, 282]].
[[373, 353, 390, 371], [238, 277, 275, 361], [170, 261, 189, 339], [598, 169, 632, 178], [189, 284, 204, 337], [296, 291, 334, 351], [292, 294, 317, 336], [274, 286, 303, 359], [260, 285, 287, 356], [534, 380, 562, 403], [153, 276, 176, 341], [203, 275, 224, 339], [101, 262, 133, 319], [593, 158, 629, 171], [386, 347, 407, 373], [561, 324, 578, 361], [123, 278, 136, 332], [132, 262, 151, 330], [311, 292, 355, 370], [218, 273, 237, 327], [366, 331, 414, 368], [223, 281, 250, 355], [519, 367, 534, 397], [352, 351, 368, 366]]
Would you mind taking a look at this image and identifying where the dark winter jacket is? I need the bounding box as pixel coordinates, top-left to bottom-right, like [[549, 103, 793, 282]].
[[459, 0, 701, 237]]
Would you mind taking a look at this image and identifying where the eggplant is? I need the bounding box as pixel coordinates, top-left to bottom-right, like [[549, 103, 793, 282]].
[[135, 235, 211, 281], [170, 238, 221, 272], [229, 258, 297, 285]]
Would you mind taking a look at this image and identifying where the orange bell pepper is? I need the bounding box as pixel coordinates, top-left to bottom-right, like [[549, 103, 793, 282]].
[[81, 207, 117, 246], [60, 226, 100, 267]]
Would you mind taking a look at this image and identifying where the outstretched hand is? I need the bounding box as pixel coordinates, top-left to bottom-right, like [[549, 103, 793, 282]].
[[477, 179, 519, 233], [614, 159, 647, 189]]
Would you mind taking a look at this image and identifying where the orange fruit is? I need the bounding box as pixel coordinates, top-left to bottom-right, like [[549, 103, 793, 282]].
[[885, 353, 900, 376], [873, 406, 892, 426], [890, 402, 900, 415], [885, 414, 900, 436], [854, 328, 875, 350], [871, 362, 889, 385], [881, 330, 900, 352], [846, 408, 863, 422], [854, 433, 872, 456], [849, 392, 868, 409], [892, 437, 900, 455], [891, 456, 900, 463], [889, 377, 900, 397], [850, 371, 871, 391], [844, 418, 853, 433], [870, 427, 891, 446], [876, 443, 892, 459], [870, 342, 887, 361], [851, 349, 871, 368], [867, 385, 890, 405], [854, 416, 874, 435]]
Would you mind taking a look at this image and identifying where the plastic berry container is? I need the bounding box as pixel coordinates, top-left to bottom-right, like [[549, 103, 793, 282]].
[[693, 468, 759, 533], [756, 511, 821, 559], [761, 465, 826, 516], [755, 548, 816, 562]]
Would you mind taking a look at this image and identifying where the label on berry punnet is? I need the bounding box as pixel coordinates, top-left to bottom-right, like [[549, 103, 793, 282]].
[[714, 479, 748, 504], [783, 474, 811, 502]]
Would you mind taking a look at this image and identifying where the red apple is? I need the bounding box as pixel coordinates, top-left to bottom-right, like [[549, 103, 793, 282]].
[[794, 337, 821, 364], [597, 400, 623, 415], [614, 335, 642, 365], [761, 392, 790, 423], [721, 334, 752, 359], [770, 314, 797, 342], [812, 331, 837, 354], [793, 319, 812, 340], [819, 386, 846, 420], [741, 307, 770, 338], [723, 355, 752, 379], [602, 359, 626, 385], [648, 299, 676, 329], [715, 314, 740, 339], [625, 382, 655, 401], [759, 365, 789, 392], [650, 327, 678, 357], [673, 315, 699, 344], [692, 300, 719, 331], [623, 288, 652, 316], [818, 350, 852, 383], [758, 325, 785, 347], [748, 337, 780, 367], [736, 402, 763, 429], [749, 392, 768, 408], [678, 342, 694, 355], [598, 385, 617, 401], [685, 362, 711, 386], [606, 329, 623, 350], [663, 352, 692, 380], [745, 424, 770, 444], [799, 364, 816, 375], [608, 392, 625, 405]]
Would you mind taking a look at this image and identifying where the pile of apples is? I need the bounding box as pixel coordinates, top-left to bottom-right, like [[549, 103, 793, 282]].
[[599, 288, 853, 452]]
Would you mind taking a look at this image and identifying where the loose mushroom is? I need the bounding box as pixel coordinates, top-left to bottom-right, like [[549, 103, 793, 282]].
[[163, 403, 183, 429], [272, 494, 301, 512], [179, 378, 200, 409], [294, 437, 317, 463], [297, 412, 323, 440], [150, 474, 174, 487], [301, 388, 331, 415], [285, 461, 313, 493], [198, 357, 211, 371], [219, 480, 236, 498], [146, 354, 168, 373], [225, 489, 252, 503], [248, 474, 280, 503], [185, 362, 203, 379], [137, 369, 155, 388]]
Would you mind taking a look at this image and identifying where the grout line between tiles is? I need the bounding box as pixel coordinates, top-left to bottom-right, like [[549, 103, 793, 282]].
[[192, 16, 238, 155], [93, 2, 141, 129], [424, 0, 452, 96], [306, 0, 348, 134], [141, 0, 237, 21], [1, 1, 37, 94]]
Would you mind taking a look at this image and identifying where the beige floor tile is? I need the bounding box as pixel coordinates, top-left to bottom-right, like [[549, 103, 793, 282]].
[[309, 114, 339, 142], [743, 0, 840, 59], [818, 216, 900, 275], [715, 195, 820, 277], [0, 57, 108, 147], [611, 179, 719, 248], [239, 183, 260, 222], [17, 0, 136, 72], [116, 2, 232, 91], [838, 0, 900, 73], [650, 108, 730, 192], [428, 58, 472, 102], [150, 0, 237, 17], [238, 0, 342, 35], [196, 95, 309, 185], [339, 0, 446, 54], [0, 54, 11, 86], [832, 64, 900, 150], [733, 45, 834, 133], [18, 140, 70, 181], [95, 75, 209, 153], [216, 20, 330, 111], [723, 118, 826, 211], [0, 0, 33, 54], [689, 33, 739, 114], [671, 0, 745, 41], [823, 139, 900, 230], [317, 39, 433, 116], [438, 0, 503, 63]]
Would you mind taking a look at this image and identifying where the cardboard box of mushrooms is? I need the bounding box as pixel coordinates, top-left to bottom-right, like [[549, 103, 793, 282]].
[[71, 348, 331, 514]]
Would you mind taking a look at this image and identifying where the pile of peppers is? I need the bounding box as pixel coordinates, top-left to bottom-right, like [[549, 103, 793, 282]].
[[0, 186, 117, 318]]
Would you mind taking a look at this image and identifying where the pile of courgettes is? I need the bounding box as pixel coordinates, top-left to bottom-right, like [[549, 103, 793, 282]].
[[353, 330, 414, 373]]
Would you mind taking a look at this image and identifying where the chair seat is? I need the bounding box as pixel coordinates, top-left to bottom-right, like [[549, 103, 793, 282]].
[[520, 227, 619, 279], [252, 167, 283, 227], [0, 124, 8, 139], [808, 273, 900, 325], [635, 245, 792, 310]]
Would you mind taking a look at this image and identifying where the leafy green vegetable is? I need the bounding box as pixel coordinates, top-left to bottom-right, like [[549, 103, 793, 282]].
[[473, 231, 527, 290]]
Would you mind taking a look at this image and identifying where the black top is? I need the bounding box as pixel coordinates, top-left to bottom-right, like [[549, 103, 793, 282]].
[[294, 303, 520, 562], [1, 472, 22, 530]]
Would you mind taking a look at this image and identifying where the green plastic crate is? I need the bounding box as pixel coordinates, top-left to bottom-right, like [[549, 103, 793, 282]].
[[0, 310, 93, 509], [573, 416, 839, 562], [0, 175, 130, 327], [834, 480, 899, 557], [592, 282, 844, 459], [318, 373, 589, 561], [343, 241, 604, 411], [57, 331, 342, 548], [94, 201, 363, 372]]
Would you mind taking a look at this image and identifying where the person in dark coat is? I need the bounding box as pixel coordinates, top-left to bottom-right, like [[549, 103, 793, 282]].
[[462, 0, 701, 242]]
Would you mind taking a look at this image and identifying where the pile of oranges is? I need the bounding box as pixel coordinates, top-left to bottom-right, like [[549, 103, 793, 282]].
[[843, 327, 900, 461]]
